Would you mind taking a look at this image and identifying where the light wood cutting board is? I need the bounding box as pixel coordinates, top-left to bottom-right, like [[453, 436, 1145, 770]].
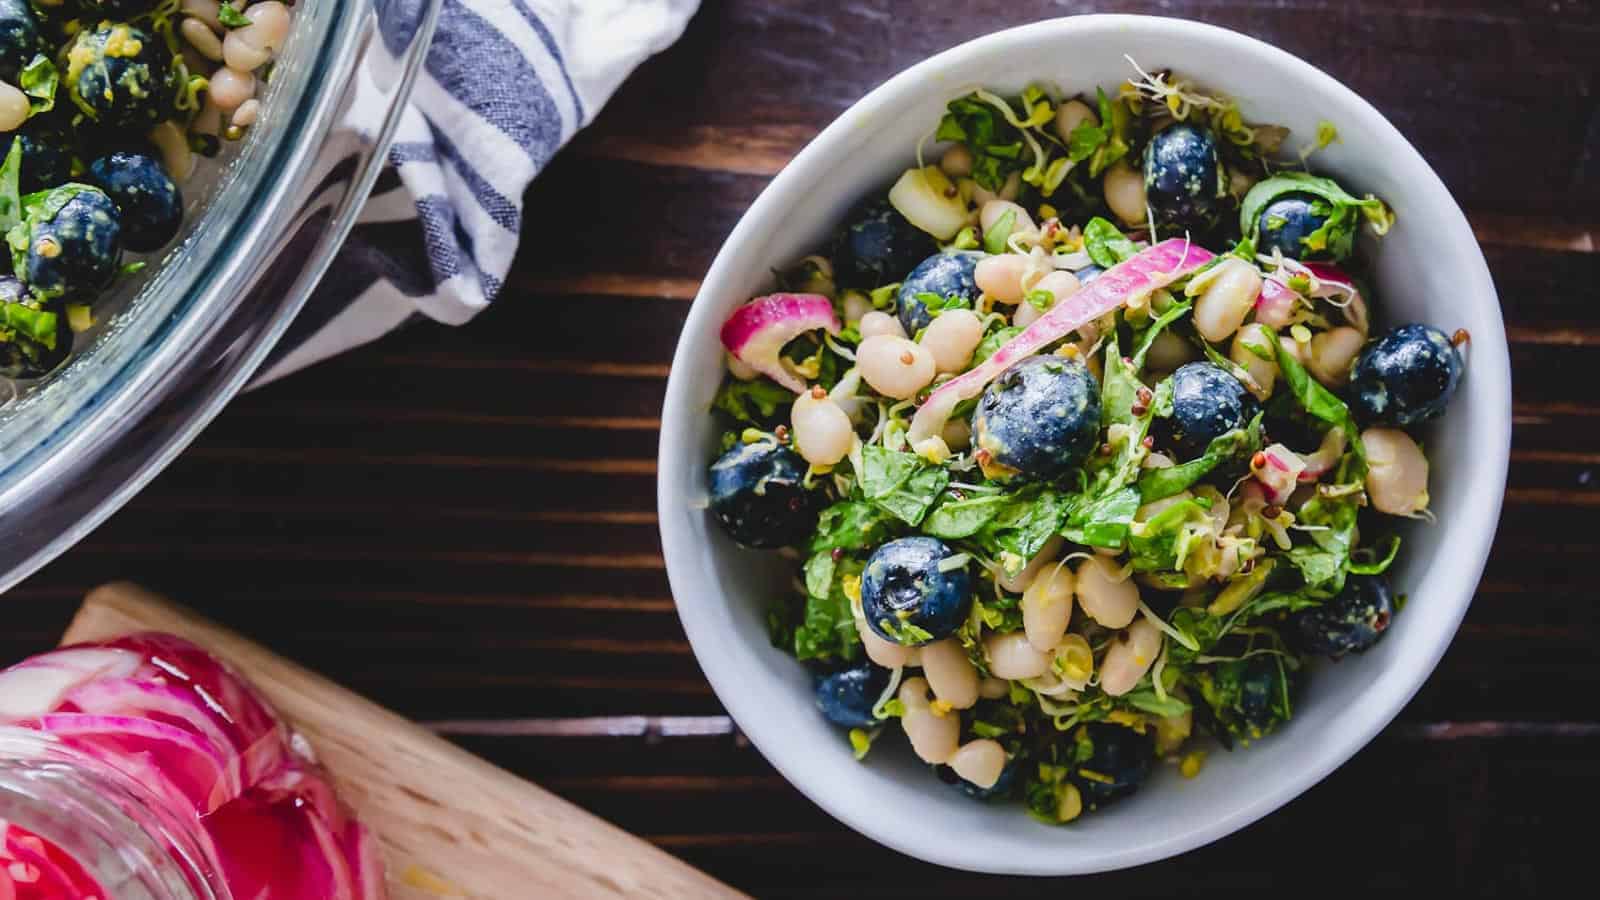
[[61, 582, 746, 900]]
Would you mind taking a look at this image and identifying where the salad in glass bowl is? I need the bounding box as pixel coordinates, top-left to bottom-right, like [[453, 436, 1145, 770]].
[[704, 61, 1466, 824]]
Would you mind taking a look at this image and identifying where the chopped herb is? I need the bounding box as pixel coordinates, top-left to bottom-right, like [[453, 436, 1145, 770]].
[[1083, 216, 1138, 268], [218, 4, 251, 28]]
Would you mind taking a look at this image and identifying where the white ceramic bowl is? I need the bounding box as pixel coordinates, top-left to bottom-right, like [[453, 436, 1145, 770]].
[[658, 15, 1511, 875]]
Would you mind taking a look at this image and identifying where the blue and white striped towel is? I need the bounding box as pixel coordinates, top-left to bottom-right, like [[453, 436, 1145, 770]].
[[253, 0, 699, 383]]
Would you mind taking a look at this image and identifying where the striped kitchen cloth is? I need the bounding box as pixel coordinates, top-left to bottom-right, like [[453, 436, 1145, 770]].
[[253, 0, 699, 383]]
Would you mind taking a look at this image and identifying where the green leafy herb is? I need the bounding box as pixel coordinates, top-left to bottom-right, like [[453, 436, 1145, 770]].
[[1122, 688, 1191, 718], [1262, 325, 1366, 468], [1240, 172, 1393, 261], [1083, 216, 1138, 268], [922, 492, 1011, 539], [1128, 496, 1210, 573], [936, 96, 1024, 190], [793, 554, 863, 662], [860, 445, 926, 499], [711, 376, 792, 427], [1024, 289, 1054, 311], [1347, 534, 1401, 575], [0, 302, 58, 350], [0, 139, 22, 235], [1067, 121, 1106, 163], [983, 208, 1016, 254], [973, 325, 1022, 365], [974, 488, 1070, 562], [809, 501, 899, 553], [873, 465, 949, 526], [1138, 423, 1258, 502], [1087, 87, 1131, 178], [218, 4, 251, 28], [914, 291, 971, 316], [1063, 486, 1141, 549], [19, 55, 56, 115]]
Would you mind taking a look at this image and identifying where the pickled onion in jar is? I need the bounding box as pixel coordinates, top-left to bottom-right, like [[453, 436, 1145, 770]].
[[0, 634, 385, 900]]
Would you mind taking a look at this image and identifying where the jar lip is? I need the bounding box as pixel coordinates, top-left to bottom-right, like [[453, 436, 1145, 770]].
[[0, 727, 227, 900]]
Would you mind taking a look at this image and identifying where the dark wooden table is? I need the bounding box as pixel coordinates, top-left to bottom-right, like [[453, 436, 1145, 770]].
[[6, 0, 1598, 894]]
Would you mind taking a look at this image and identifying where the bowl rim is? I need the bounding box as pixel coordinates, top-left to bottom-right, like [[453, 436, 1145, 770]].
[[658, 13, 1511, 874]]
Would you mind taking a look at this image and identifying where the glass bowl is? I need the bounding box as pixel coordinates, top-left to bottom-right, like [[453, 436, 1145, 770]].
[[0, 0, 441, 592]]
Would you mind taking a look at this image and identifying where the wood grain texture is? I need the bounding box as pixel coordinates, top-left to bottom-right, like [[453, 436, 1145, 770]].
[[60, 583, 744, 900], [1, 0, 1596, 894]]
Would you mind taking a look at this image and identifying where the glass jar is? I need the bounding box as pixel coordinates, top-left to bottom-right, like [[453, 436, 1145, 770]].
[[0, 729, 224, 900]]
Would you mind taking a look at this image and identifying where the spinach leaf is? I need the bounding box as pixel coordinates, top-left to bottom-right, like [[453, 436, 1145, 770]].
[[1262, 326, 1367, 469], [1083, 216, 1138, 268], [922, 492, 1010, 539], [809, 501, 898, 553], [1287, 491, 1360, 595], [975, 488, 1070, 561], [859, 445, 925, 499], [914, 291, 972, 316], [1347, 534, 1401, 575], [1087, 87, 1132, 178], [1137, 423, 1258, 503], [1063, 485, 1140, 548], [711, 375, 792, 427], [218, 4, 251, 28], [0, 139, 21, 235], [1128, 496, 1210, 573], [936, 96, 1024, 190], [794, 553, 863, 662], [19, 55, 55, 115], [873, 465, 949, 526], [1240, 172, 1393, 261], [1067, 121, 1106, 163]]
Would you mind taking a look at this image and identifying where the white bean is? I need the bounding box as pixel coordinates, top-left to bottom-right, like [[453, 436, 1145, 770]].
[[1308, 326, 1364, 388], [939, 143, 974, 178], [1099, 618, 1163, 696], [1103, 160, 1147, 227], [949, 739, 1007, 789], [231, 98, 260, 129], [974, 254, 1028, 304], [1074, 555, 1138, 629], [1194, 257, 1264, 343], [920, 639, 979, 710], [1362, 427, 1429, 516], [208, 67, 256, 113], [996, 535, 1063, 593], [181, 17, 224, 60], [856, 616, 911, 668], [0, 83, 28, 132], [979, 200, 1036, 239], [899, 677, 959, 764], [1053, 99, 1099, 144], [984, 632, 1050, 680], [920, 308, 983, 373], [223, 31, 272, 71], [978, 677, 1009, 700], [1145, 329, 1197, 372], [237, 1, 292, 52], [790, 389, 853, 466], [1143, 451, 1174, 469], [857, 310, 905, 340], [146, 121, 194, 182], [1021, 560, 1074, 652], [1230, 323, 1280, 396], [856, 335, 935, 400], [182, 0, 223, 31]]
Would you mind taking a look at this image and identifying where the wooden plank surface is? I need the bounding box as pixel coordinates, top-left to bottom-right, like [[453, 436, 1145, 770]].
[[4, 0, 1599, 893], [60, 583, 743, 900]]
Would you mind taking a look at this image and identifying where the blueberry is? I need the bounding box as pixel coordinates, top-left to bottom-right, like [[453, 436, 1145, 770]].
[[1071, 723, 1154, 808], [0, 276, 70, 378], [19, 185, 122, 302], [937, 756, 1018, 801], [62, 22, 177, 130], [1255, 192, 1331, 260], [830, 196, 937, 289], [1348, 324, 1463, 427], [0, 0, 42, 83], [1160, 362, 1259, 460], [896, 250, 981, 334], [971, 355, 1101, 482], [1, 119, 72, 194], [707, 440, 818, 549], [87, 151, 182, 252], [813, 661, 891, 729], [1196, 654, 1295, 744], [1293, 574, 1394, 657], [1142, 123, 1225, 232], [1074, 264, 1104, 285], [860, 536, 971, 645]]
